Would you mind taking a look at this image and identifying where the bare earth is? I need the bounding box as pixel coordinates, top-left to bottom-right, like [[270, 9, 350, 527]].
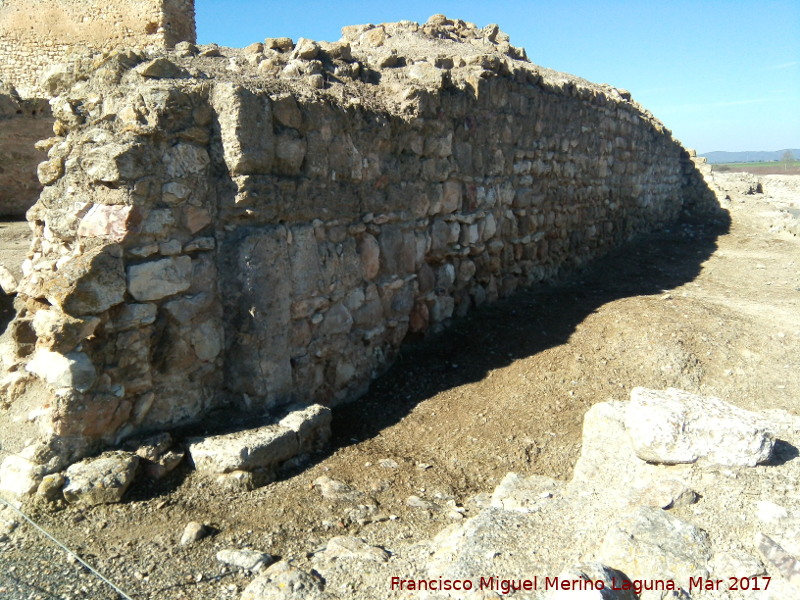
[[0, 173, 798, 599]]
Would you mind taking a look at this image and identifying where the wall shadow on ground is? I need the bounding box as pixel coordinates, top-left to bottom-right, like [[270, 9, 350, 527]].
[[331, 208, 732, 450]]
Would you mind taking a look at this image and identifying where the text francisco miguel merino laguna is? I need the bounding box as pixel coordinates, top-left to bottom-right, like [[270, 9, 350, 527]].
[[390, 575, 693, 595]]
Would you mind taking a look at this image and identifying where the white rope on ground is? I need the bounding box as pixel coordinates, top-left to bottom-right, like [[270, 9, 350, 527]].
[[0, 496, 137, 600]]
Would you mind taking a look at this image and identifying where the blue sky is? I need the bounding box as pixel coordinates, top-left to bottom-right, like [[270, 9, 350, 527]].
[[196, 1, 799, 153]]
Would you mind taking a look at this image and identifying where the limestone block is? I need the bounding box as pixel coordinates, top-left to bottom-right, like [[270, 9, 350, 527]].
[[291, 38, 320, 60], [0, 455, 46, 497], [164, 143, 210, 178], [62, 452, 140, 505], [274, 135, 307, 175], [31, 310, 100, 353], [107, 303, 157, 332], [188, 320, 222, 361], [318, 303, 353, 337], [211, 83, 274, 176], [135, 58, 187, 79], [598, 506, 711, 590], [30, 246, 126, 316], [26, 349, 97, 392], [188, 425, 299, 474], [37, 157, 63, 185], [358, 234, 380, 280], [80, 143, 144, 184], [127, 256, 193, 302], [272, 93, 303, 129], [279, 404, 332, 453], [625, 387, 775, 467]]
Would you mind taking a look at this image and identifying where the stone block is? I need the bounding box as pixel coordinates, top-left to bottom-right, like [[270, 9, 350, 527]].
[[188, 425, 299, 474], [625, 387, 775, 467], [127, 256, 193, 302], [63, 452, 140, 506]]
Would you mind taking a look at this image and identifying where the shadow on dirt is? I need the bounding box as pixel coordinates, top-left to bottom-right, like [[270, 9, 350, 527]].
[[331, 209, 732, 451]]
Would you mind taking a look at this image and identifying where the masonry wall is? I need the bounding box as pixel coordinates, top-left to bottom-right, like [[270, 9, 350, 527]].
[[0, 28, 719, 473], [0, 87, 52, 217], [0, 0, 195, 96]]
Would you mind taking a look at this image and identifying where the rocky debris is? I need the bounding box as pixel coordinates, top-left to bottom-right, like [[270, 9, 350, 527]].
[[315, 536, 389, 562], [598, 506, 711, 590], [625, 387, 776, 467], [131, 432, 185, 479], [396, 389, 800, 600], [62, 451, 139, 505], [241, 561, 329, 600], [188, 405, 331, 480], [312, 475, 363, 501], [180, 521, 208, 546], [755, 533, 800, 588], [216, 548, 274, 572], [0, 264, 18, 294]]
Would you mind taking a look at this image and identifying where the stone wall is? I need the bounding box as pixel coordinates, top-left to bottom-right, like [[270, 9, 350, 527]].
[[0, 0, 195, 97], [0, 17, 719, 476], [0, 84, 53, 217]]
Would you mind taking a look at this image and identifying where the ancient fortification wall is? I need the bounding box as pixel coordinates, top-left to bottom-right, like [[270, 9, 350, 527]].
[[0, 0, 196, 97], [0, 16, 719, 484], [0, 85, 52, 217]]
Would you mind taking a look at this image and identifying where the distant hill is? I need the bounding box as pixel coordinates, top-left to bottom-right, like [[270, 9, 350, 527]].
[[700, 149, 800, 164]]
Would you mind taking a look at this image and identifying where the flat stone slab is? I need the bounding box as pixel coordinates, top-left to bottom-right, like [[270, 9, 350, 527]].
[[188, 404, 331, 475], [625, 387, 775, 467]]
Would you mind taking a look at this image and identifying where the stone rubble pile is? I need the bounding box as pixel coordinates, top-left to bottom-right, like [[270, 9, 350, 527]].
[[241, 387, 798, 600], [0, 403, 331, 504]]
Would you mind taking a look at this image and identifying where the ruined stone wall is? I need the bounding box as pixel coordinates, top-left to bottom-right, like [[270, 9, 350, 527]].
[[0, 85, 52, 217], [0, 18, 719, 477], [0, 0, 195, 96]]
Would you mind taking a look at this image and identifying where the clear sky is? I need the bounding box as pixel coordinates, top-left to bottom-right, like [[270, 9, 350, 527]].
[[196, 1, 799, 154]]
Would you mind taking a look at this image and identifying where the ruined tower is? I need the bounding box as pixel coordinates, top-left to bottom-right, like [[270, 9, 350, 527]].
[[0, 0, 196, 96]]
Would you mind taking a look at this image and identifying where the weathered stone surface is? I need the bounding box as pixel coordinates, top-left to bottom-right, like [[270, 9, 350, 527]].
[[188, 426, 299, 474], [77, 204, 133, 242], [62, 452, 139, 505], [211, 83, 274, 176], [216, 548, 274, 572], [241, 561, 328, 600], [598, 506, 711, 589], [30, 246, 126, 316], [25, 349, 97, 392], [127, 256, 193, 301], [625, 387, 775, 467], [0, 455, 46, 497], [278, 404, 332, 453]]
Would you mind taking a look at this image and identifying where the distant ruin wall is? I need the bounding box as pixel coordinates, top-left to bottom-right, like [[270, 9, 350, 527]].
[[0, 19, 719, 476], [0, 0, 196, 96], [0, 87, 52, 217]]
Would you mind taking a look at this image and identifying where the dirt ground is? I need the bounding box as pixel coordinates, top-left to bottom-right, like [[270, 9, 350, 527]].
[[0, 174, 798, 600]]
